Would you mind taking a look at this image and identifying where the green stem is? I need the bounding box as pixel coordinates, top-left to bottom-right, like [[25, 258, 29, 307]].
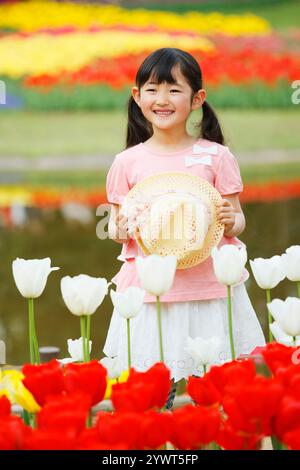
[[80, 316, 88, 362], [29, 298, 40, 364], [156, 296, 164, 363], [22, 409, 31, 426], [127, 318, 131, 370], [266, 289, 273, 343], [297, 281, 300, 298], [227, 285, 235, 360], [271, 435, 285, 450], [203, 364, 207, 374], [86, 315, 91, 361], [30, 413, 37, 429], [86, 411, 92, 428], [28, 299, 34, 364]]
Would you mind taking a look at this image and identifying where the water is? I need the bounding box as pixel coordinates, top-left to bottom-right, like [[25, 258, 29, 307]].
[[0, 199, 299, 365]]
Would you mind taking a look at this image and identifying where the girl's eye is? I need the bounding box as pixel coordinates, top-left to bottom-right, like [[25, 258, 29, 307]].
[[146, 89, 156, 92], [170, 89, 180, 93]]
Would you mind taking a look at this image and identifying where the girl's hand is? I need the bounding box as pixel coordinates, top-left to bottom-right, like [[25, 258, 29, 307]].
[[116, 212, 141, 241], [216, 198, 236, 234]]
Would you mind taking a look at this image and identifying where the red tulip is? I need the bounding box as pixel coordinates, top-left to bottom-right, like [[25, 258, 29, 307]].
[[170, 404, 221, 450], [93, 411, 141, 449], [217, 422, 263, 450], [37, 392, 90, 433], [262, 343, 299, 375], [111, 363, 171, 412], [138, 410, 172, 450], [222, 376, 283, 435], [282, 426, 300, 450], [23, 429, 78, 450], [78, 427, 131, 450], [274, 395, 300, 441], [0, 416, 32, 450], [187, 375, 221, 407], [22, 360, 64, 406], [0, 395, 11, 417], [64, 360, 107, 406], [208, 359, 256, 397]]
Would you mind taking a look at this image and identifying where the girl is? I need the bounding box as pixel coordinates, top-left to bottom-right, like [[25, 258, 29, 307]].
[[103, 48, 265, 408]]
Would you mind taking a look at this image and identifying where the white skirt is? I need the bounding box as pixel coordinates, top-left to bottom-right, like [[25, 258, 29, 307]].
[[103, 283, 266, 383]]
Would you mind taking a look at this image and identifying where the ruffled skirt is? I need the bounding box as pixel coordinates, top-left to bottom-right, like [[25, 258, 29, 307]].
[[103, 283, 266, 383]]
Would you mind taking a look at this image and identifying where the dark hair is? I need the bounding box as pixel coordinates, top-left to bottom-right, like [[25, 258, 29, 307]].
[[126, 47, 224, 148]]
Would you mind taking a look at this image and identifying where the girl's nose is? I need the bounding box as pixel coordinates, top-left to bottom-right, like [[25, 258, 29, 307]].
[[155, 91, 169, 105]]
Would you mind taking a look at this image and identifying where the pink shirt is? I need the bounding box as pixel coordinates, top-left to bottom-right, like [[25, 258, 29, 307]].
[[106, 138, 249, 303]]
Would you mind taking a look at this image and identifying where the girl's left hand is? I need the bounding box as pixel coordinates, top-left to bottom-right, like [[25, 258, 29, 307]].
[[216, 199, 236, 234]]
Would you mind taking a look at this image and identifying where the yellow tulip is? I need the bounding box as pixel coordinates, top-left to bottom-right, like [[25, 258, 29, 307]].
[[0, 369, 41, 413], [0, 30, 213, 78], [0, 1, 271, 36]]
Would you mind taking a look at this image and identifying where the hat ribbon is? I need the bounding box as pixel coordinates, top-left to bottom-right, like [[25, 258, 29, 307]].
[[193, 144, 218, 155], [185, 155, 212, 167]]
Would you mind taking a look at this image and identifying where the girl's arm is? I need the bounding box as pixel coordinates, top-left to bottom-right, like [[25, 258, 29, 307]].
[[108, 204, 130, 244], [216, 194, 246, 238]]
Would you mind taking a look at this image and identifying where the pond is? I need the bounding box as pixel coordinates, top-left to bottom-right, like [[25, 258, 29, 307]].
[[0, 198, 299, 365]]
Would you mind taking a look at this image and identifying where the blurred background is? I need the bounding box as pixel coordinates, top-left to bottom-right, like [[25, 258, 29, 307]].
[[0, 0, 299, 365]]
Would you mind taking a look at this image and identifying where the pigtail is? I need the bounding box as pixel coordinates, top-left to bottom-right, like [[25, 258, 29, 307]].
[[201, 101, 225, 145], [126, 96, 152, 149]]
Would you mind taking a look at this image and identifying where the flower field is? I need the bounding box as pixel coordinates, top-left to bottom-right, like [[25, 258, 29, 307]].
[[1, 0, 299, 110], [2, 344, 300, 449]]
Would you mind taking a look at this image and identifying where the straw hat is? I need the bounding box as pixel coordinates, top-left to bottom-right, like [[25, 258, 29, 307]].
[[121, 172, 224, 269]]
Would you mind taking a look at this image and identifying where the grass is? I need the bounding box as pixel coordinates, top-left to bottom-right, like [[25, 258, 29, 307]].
[[4, 161, 299, 190], [0, 109, 299, 158]]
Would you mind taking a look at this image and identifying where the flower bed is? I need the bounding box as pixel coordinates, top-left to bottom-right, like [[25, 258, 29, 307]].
[[0, 1, 299, 109]]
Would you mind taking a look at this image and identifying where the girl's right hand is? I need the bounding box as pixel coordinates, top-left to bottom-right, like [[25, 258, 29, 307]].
[[116, 212, 130, 240], [116, 212, 141, 241]]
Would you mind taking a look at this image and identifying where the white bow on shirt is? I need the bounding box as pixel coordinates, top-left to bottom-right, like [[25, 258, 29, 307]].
[[193, 144, 218, 155], [185, 155, 212, 167]]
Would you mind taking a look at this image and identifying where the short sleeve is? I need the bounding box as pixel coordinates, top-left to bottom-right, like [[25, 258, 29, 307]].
[[106, 155, 130, 204], [214, 147, 243, 196]]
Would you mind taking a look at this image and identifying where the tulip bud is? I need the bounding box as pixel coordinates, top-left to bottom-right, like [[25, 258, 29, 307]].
[[61, 337, 92, 363], [184, 336, 221, 367], [281, 245, 300, 282], [61, 274, 111, 316], [250, 256, 285, 290], [211, 245, 247, 286], [267, 297, 300, 337], [100, 356, 122, 379], [12, 257, 59, 299], [135, 254, 177, 296], [110, 286, 145, 319]]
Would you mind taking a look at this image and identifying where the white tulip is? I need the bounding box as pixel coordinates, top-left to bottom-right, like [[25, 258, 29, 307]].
[[135, 255, 177, 296], [184, 336, 221, 366], [100, 356, 122, 379], [110, 286, 145, 319], [267, 297, 300, 337], [59, 337, 92, 364], [211, 245, 247, 286], [12, 257, 59, 298], [249, 256, 285, 289], [281, 246, 300, 282], [61, 274, 111, 316], [270, 322, 300, 347]]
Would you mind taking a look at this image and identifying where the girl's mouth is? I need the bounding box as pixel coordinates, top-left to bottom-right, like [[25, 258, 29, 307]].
[[153, 111, 175, 117]]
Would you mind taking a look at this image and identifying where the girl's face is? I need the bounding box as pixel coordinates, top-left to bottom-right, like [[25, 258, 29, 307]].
[[132, 66, 205, 131]]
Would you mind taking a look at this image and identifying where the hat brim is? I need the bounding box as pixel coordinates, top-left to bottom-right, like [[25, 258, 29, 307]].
[[122, 172, 224, 269]]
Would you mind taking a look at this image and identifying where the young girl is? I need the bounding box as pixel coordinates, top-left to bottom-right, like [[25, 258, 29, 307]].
[[103, 47, 266, 408]]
